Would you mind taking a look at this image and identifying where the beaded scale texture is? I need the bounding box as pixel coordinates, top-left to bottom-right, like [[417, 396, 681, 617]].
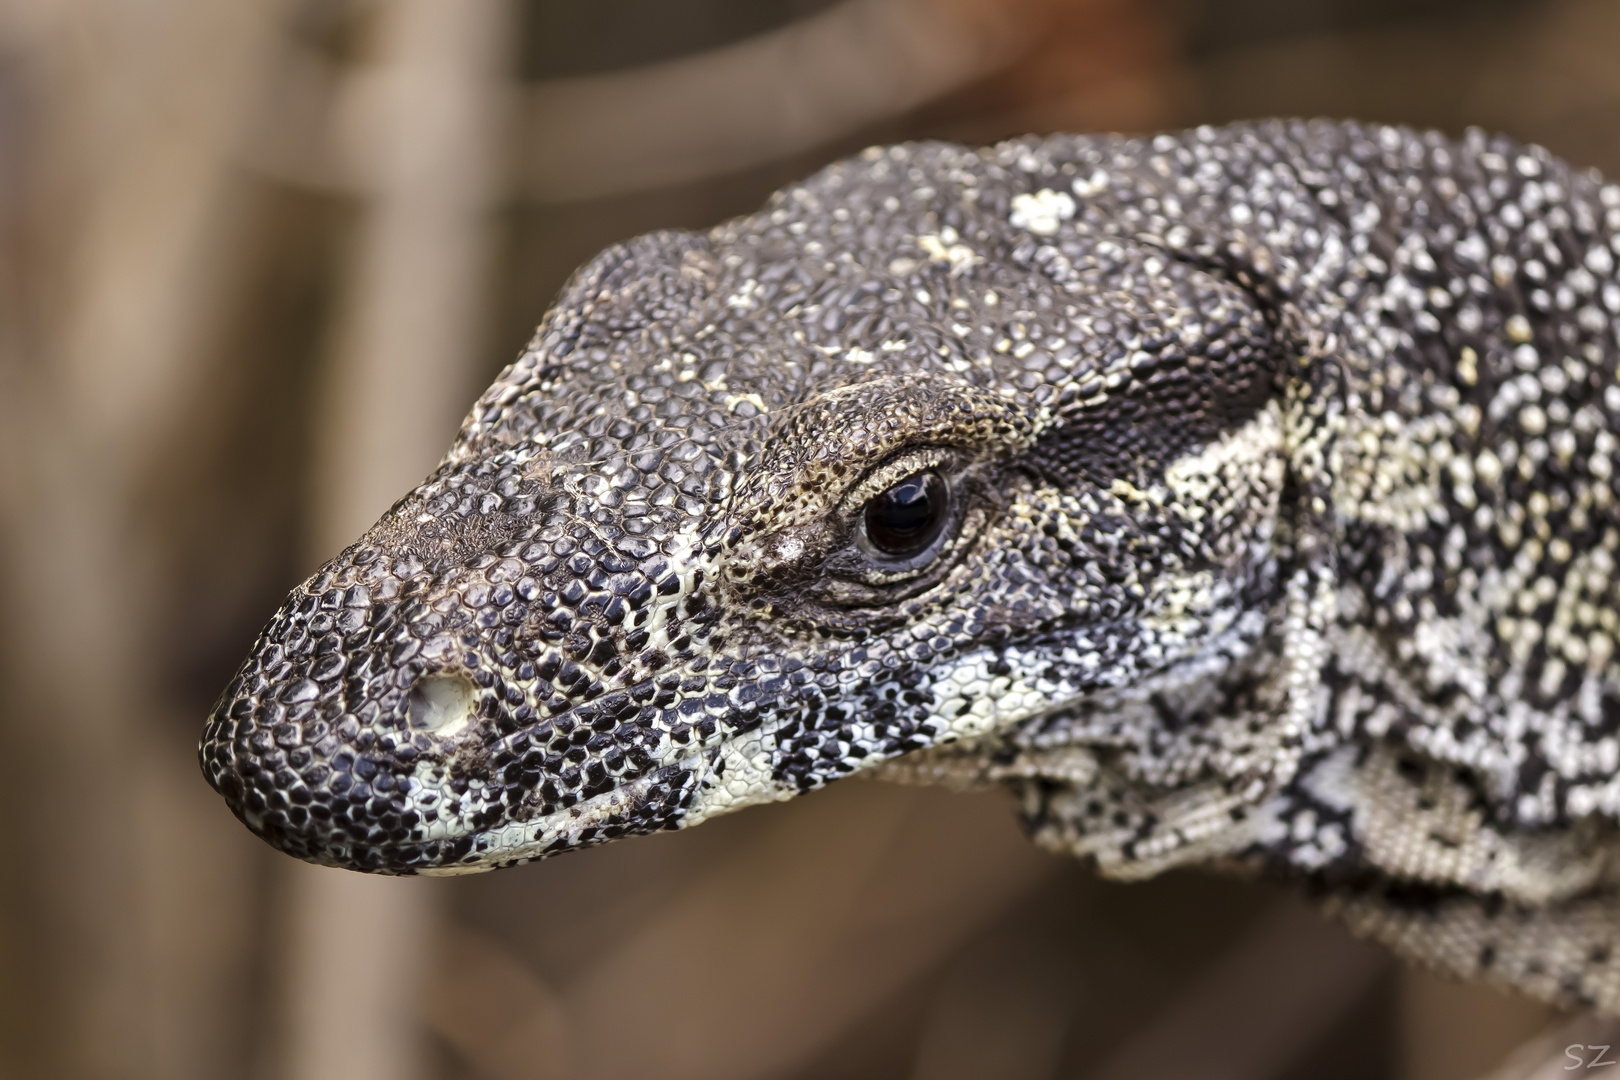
[[203, 119, 1620, 1012]]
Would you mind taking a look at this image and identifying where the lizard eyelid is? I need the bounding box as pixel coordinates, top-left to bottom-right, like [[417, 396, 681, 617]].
[[835, 447, 956, 513]]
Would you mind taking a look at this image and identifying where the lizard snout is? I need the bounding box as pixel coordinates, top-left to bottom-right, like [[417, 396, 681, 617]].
[[199, 503, 710, 873], [198, 609, 497, 873]]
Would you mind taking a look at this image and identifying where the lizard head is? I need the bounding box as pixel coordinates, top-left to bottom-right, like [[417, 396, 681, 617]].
[[201, 139, 1290, 873]]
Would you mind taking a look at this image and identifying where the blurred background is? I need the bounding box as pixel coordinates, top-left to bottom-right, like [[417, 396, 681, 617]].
[[2, 0, 1620, 1077]]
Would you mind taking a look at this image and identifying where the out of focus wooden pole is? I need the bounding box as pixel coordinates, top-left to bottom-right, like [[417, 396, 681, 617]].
[[279, 2, 512, 1079], [0, 2, 288, 1076]]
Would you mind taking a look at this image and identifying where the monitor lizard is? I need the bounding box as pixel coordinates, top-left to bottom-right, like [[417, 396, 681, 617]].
[[202, 119, 1620, 1013]]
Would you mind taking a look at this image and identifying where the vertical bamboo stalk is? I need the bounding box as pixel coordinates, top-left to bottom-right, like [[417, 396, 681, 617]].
[[279, 2, 512, 1078]]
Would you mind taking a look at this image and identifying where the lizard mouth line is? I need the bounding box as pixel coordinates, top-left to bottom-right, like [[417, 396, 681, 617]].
[[418, 705, 857, 871], [416, 756, 708, 875]]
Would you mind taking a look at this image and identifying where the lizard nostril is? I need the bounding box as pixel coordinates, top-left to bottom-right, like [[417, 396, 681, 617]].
[[407, 674, 475, 736]]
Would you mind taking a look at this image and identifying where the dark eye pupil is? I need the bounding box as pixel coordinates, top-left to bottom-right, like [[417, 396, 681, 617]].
[[864, 471, 948, 557]]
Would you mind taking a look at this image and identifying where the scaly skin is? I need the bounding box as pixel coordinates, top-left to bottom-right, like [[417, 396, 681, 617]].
[[203, 120, 1620, 1011]]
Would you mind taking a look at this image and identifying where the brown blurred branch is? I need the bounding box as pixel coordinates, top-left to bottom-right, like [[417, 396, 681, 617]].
[[0, 2, 293, 1077], [516, 0, 1027, 200], [277, 1, 513, 1079], [240, 0, 1035, 203]]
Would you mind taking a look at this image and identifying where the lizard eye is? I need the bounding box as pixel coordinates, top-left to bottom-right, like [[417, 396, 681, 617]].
[[861, 471, 950, 559]]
